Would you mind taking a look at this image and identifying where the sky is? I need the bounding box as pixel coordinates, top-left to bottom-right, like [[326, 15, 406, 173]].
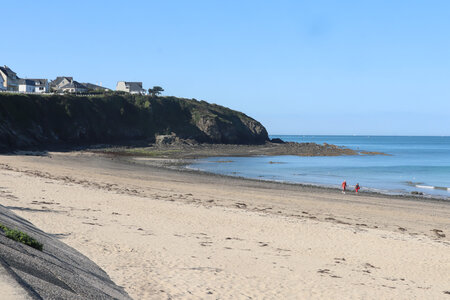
[[2, 0, 450, 135]]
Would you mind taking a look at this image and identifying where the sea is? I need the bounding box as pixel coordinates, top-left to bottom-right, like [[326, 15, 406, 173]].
[[188, 135, 450, 199]]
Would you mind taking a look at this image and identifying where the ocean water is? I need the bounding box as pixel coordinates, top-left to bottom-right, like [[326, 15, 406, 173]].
[[188, 136, 450, 199]]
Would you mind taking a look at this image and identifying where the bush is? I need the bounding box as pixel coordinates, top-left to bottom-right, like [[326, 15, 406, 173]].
[[0, 223, 43, 251]]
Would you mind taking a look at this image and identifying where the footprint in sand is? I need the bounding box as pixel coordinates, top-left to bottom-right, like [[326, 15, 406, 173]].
[[225, 237, 243, 241], [199, 241, 212, 247], [431, 229, 446, 238], [361, 263, 379, 274], [82, 222, 103, 226], [317, 268, 341, 278], [334, 257, 346, 264], [235, 202, 247, 208], [363, 263, 377, 269]]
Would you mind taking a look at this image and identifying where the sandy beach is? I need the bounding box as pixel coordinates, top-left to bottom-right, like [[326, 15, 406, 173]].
[[0, 152, 449, 299]]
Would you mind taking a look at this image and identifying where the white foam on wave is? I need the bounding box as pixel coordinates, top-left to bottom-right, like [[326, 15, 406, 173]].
[[416, 185, 434, 189], [416, 184, 450, 192]]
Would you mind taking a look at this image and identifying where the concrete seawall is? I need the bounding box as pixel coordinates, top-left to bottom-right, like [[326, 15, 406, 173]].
[[0, 204, 132, 300]]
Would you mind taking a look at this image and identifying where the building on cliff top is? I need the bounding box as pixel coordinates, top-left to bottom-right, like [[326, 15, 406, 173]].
[[18, 79, 49, 93], [50, 76, 73, 92], [116, 81, 145, 94], [0, 65, 20, 91], [50, 76, 88, 93], [59, 80, 88, 93], [82, 82, 111, 92]]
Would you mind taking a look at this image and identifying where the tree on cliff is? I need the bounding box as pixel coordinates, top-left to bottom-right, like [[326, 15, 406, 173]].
[[148, 86, 164, 97]]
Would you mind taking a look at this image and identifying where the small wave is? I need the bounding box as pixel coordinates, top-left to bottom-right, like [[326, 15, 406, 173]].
[[416, 184, 450, 192], [416, 185, 434, 189], [405, 181, 424, 186]]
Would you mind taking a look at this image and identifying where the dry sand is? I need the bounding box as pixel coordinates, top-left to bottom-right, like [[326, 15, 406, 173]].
[[0, 152, 449, 299]]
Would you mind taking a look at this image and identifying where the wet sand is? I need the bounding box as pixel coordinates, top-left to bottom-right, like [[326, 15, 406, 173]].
[[0, 152, 449, 299]]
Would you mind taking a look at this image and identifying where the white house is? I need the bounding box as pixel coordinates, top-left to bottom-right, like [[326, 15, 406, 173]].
[[18, 79, 49, 93], [32, 79, 49, 93], [18, 79, 36, 93], [116, 81, 144, 94]]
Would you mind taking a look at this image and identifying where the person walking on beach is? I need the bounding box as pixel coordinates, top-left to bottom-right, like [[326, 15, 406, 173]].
[[341, 180, 347, 194], [355, 183, 360, 194]]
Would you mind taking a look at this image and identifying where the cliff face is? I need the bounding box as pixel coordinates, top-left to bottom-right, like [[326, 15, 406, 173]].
[[0, 94, 268, 150]]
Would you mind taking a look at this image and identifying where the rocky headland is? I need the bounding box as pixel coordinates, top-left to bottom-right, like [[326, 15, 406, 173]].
[[0, 93, 385, 158], [0, 93, 268, 151]]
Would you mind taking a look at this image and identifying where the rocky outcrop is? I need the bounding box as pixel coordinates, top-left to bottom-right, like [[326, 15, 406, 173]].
[[193, 113, 268, 144], [0, 94, 269, 151]]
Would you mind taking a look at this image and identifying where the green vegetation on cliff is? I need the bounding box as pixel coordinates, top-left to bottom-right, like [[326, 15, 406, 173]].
[[0, 93, 268, 150]]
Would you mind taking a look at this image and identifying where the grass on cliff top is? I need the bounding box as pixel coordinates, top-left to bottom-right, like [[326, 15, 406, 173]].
[[0, 223, 43, 251]]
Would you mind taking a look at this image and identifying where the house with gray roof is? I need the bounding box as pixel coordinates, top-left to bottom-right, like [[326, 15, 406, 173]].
[[116, 81, 145, 94], [18, 79, 49, 93], [50, 77, 88, 93], [18, 79, 36, 93], [59, 80, 88, 93], [50, 76, 73, 92], [0, 65, 20, 91], [32, 79, 49, 93], [82, 82, 111, 92]]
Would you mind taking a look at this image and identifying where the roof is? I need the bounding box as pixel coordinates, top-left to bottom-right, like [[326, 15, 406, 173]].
[[28, 79, 48, 86], [18, 79, 36, 86], [50, 76, 73, 87], [0, 66, 18, 79], [59, 80, 87, 90], [18, 79, 48, 86], [82, 83, 110, 91], [124, 82, 143, 91]]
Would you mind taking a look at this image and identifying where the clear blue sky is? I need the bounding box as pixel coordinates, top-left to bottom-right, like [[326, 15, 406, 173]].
[[2, 1, 450, 135]]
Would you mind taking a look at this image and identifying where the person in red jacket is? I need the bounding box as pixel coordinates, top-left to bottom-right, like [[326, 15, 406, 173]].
[[355, 183, 360, 193], [341, 180, 347, 194]]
